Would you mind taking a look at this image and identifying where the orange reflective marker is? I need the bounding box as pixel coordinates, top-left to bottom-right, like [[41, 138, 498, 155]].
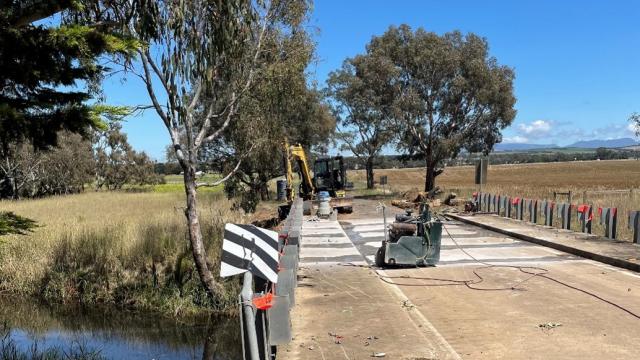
[[253, 293, 274, 310]]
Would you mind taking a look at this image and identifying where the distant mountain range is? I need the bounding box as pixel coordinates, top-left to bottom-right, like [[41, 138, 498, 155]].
[[494, 137, 638, 152]]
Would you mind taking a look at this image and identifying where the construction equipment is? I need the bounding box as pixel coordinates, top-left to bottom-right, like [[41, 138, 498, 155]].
[[375, 204, 442, 268], [279, 140, 353, 218]]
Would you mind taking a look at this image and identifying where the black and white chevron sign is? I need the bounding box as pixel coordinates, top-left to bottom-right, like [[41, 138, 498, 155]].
[[220, 224, 279, 283]]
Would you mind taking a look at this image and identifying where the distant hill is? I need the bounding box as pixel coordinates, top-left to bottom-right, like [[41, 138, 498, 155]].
[[494, 143, 557, 151], [566, 138, 638, 148], [494, 137, 638, 152]]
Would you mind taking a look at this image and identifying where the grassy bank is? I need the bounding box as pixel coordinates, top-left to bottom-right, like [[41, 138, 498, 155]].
[[0, 191, 250, 317], [350, 159, 640, 240]]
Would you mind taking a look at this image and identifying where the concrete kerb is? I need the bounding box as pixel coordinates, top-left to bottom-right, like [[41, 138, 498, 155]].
[[447, 213, 640, 273]]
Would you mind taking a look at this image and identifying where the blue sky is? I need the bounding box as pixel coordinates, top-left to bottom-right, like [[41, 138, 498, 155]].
[[108, 0, 640, 159]]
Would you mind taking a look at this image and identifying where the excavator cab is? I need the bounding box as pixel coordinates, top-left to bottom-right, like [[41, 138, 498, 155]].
[[313, 156, 352, 213], [313, 156, 347, 196], [280, 141, 353, 218]]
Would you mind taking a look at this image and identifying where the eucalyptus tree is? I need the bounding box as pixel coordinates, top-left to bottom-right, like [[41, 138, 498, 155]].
[[73, 0, 313, 297], [370, 25, 517, 191], [204, 28, 334, 211], [326, 53, 398, 189]]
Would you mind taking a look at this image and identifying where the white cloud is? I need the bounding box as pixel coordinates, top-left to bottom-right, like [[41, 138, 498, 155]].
[[628, 123, 639, 135], [517, 120, 552, 137], [502, 135, 529, 144]]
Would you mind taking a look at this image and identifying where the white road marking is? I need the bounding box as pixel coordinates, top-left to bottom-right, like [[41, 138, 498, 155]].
[[359, 231, 386, 238], [300, 246, 361, 258], [363, 241, 382, 248], [352, 224, 386, 232], [300, 236, 352, 245], [302, 228, 345, 235], [300, 217, 364, 264]]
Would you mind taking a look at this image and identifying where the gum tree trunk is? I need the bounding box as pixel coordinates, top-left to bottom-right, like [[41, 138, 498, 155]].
[[183, 162, 223, 297], [366, 158, 374, 189], [425, 161, 436, 192]]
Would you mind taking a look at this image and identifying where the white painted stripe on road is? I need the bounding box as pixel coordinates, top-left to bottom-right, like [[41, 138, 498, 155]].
[[304, 222, 342, 229], [302, 228, 345, 235], [300, 217, 364, 264], [352, 224, 386, 232], [442, 228, 477, 235], [366, 255, 375, 262], [441, 237, 515, 246], [300, 236, 352, 245], [437, 258, 587, 268], [439, 247, 568, 262], [359, 231, 386, 238], [363, 241, 382, 248], [342, 218, 384, 225], [301, 260, 368, 266], [300, 246, 361, 258]]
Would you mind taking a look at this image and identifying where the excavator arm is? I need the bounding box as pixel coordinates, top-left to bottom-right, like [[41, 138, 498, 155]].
[[283, 140, 315, 201]]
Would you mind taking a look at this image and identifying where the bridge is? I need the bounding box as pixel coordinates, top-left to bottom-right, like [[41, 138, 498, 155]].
[[277, 198, 640, 359]]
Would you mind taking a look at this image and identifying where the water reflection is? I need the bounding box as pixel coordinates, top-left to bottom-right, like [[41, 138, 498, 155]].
[[0, 297, 242, 360]]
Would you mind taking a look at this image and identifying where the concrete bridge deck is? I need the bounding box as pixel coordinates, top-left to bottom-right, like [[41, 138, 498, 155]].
[[280, 199, 640, 360]]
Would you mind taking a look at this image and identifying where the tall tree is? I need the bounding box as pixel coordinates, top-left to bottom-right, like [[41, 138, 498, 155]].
[[205, 27, 334, 211], [0, 0, 135, 198], [74, 0, 313, 297], [370, 25, 516, 191], [326, 54, 397, 189]]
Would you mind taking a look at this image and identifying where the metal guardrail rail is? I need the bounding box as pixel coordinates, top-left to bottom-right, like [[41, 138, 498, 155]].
[[240, 198, 303, 360], [477, 192, 639, 243]]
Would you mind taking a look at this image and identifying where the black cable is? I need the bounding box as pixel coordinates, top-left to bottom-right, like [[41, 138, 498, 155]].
[[341, 215, 640, 321]]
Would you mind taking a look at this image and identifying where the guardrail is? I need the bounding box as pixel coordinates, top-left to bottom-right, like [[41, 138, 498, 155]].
[[477, 192, 640, 244], [239, 198, 303, 360]]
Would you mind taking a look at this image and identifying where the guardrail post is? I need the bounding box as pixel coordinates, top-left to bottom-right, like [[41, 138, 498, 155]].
[[599, 207, 617, 239], [515, 198, 524, 220], [629, 211, 640, 244], [527, 199, 538, 224], [541, 201, 554, 226], [557, 203, 571, 230], [577, 204, 593, 234]]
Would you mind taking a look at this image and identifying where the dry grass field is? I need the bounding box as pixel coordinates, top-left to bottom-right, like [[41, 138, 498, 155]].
[[350, 159, 640, 241], [0, 191, 252, 316]]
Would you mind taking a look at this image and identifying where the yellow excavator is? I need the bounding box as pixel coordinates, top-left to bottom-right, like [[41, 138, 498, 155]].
[[280, 139, 353, 217]]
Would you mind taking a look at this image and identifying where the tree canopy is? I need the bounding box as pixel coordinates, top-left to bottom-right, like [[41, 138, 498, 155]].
[[326, 52, 398, 189], [0, 0, 137, 197], [367, 25, 517, 191]]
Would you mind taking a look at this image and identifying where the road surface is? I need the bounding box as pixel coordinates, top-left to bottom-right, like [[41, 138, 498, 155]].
[[284, 199, 640, 359]]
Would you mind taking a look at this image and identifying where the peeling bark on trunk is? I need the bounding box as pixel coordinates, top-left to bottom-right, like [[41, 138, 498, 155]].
[[183, 163, 223, 298]]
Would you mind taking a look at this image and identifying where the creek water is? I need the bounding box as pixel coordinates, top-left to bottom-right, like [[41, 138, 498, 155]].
[[0, 298, 242, 359]]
